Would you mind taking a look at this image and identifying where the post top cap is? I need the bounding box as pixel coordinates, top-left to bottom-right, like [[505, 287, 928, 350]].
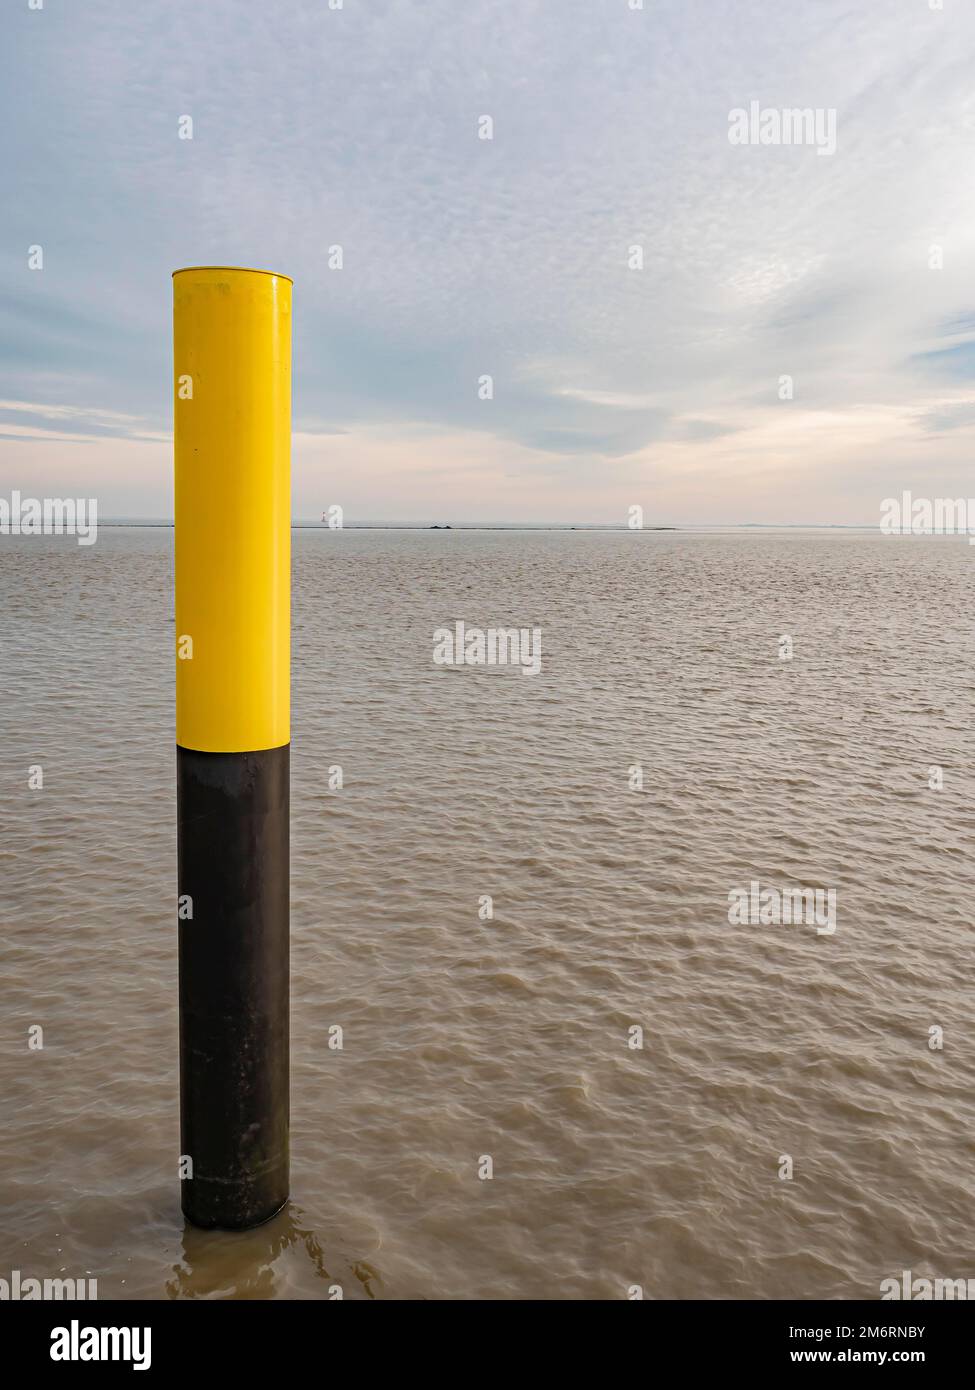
[[172, 265, 293, 284]]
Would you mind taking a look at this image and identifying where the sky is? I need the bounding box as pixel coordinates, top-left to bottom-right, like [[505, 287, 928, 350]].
[[4, 0, 975, 524]]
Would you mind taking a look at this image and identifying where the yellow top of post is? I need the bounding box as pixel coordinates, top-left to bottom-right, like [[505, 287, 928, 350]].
[[173, 267, 292, 752]]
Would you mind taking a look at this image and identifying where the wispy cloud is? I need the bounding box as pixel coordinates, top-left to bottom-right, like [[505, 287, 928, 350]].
[[0, 400, 166, 443], [4, 0, 975, 519]]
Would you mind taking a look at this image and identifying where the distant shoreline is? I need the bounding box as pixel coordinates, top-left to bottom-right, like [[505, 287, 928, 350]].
[[91, 522, 680, 531], [87, 522, 888, 532]]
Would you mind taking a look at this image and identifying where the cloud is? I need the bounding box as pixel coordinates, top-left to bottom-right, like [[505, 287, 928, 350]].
[[4, 0, 975, 518], [916, 400, 975, 433]]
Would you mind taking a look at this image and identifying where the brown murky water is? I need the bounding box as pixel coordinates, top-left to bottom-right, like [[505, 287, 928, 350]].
[[2, 527, 973, 1299]]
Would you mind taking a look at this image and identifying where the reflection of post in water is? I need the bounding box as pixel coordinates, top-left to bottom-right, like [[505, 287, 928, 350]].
[[165, 1202, 380, 1300]]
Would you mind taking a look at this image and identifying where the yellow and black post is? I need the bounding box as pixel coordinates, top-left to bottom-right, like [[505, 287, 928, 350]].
[[173, 266, 292, 1229]]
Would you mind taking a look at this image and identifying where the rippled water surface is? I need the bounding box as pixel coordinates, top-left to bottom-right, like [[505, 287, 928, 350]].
[[2, 528, 973, 1299]]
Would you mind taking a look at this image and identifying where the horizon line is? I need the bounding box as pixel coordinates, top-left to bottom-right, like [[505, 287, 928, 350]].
[[88, 520, 891, 531]]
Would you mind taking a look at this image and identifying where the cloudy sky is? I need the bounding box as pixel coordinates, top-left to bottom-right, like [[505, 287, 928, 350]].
[[4, 0, 975, 523]]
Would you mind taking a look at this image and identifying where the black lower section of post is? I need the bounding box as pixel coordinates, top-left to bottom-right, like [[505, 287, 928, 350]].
[[177, 744, 290, 1230]]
